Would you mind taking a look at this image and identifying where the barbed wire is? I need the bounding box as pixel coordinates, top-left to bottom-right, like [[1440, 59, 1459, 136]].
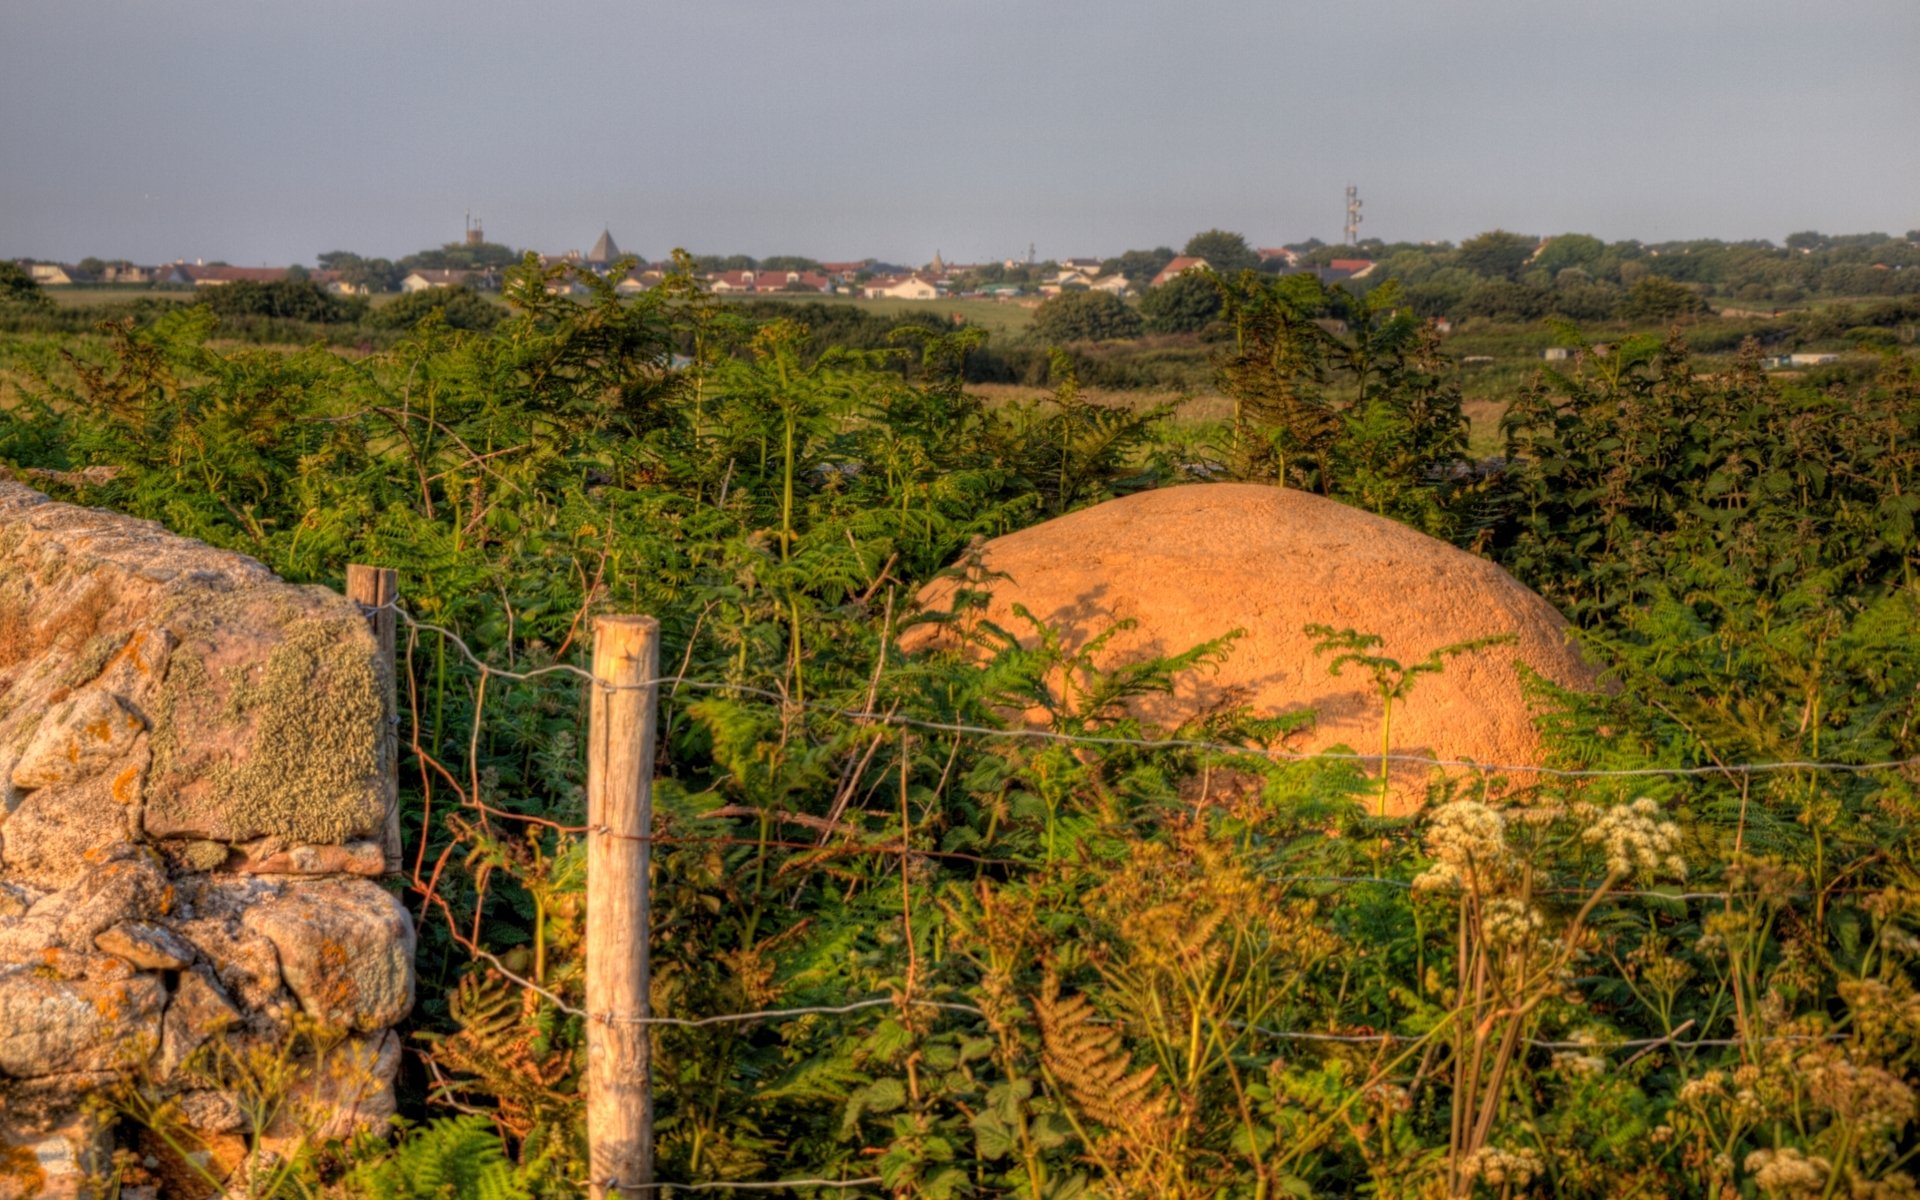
[[598, 1176, 884, 1194], [383, 604, 1920, 781]]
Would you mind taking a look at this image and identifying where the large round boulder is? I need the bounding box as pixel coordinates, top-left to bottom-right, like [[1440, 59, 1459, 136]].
[[908, 484, 1598, 808]]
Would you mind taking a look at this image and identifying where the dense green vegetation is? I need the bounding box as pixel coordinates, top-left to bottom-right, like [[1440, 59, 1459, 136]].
[[4, 256, 1920, 1198]]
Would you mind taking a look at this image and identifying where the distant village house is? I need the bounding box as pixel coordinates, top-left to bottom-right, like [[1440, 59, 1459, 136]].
[[1148, 256, 1210, 288]]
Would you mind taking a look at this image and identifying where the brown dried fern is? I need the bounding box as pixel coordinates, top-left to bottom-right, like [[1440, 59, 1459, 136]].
[[1035, 972, 1173, 1138], [421, 969, 579, 1139]]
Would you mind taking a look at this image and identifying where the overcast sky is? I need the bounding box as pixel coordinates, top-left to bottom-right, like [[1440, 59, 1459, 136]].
[[3, 0, 1915, 267]]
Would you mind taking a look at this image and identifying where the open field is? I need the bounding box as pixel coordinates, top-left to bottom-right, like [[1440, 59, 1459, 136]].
[[728, 290, 1039, 337]]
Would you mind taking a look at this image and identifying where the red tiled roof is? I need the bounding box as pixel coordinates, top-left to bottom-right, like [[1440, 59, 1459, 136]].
[[180, 265, 292, 284], [1150, 256, 1209, 286]]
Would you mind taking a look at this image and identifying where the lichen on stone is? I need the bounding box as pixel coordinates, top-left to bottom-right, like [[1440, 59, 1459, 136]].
[[204, 617, 383, 845], [149, 602, 384, 846], [59, 633, 129, 690], [177, 841, 231, 873]]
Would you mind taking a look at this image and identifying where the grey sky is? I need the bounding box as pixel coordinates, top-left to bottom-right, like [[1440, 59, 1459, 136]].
[[3, 0, 1915, 267]]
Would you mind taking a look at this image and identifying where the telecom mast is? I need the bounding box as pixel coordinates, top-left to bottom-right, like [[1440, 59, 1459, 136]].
[[1343, 185, 1363, 247]]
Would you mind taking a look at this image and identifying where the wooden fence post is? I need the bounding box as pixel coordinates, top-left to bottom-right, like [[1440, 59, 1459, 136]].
[[347, 565, 403, 874], [586, 616, 659, 1198]]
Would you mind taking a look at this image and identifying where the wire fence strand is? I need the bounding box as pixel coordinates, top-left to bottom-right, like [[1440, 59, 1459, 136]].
[[384, 604, 1920, 780]]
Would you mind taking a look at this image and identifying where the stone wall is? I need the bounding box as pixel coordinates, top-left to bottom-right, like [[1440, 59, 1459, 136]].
[[0, 480, 414, 1199]]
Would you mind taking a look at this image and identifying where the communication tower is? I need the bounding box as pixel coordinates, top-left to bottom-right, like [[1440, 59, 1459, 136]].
[[1027, 241, 1036, 267], [1343, 186, 1363, 247], [465, 210, 485, 247]]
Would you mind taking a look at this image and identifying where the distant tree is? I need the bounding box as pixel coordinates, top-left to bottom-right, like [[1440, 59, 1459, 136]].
[[1785, 231, 1827, 251], [1623, 275, 1709, 321], [75, 256, 106, 280], [0, 261, 51, 310], [1139, 271, 1222, 334], [1100, 247, 1175, 286], [692, 254, 756, 273], [1404, 269, 1476, 317], [1455, 279, 1552, 321], [1549, 282, 1623, 322], [400, 241, 522, 272], [759, 256, 820, 273], [1182, 229, 1259, 276], [1031, 291, 1144, 343], [319, 251, 403, 293], [202, 279, 364, 323], [1531, 233, 1605, 274], [370, 285, 503, 332], [1456, 230, 1538, 280], [285, 263, 309, 283]]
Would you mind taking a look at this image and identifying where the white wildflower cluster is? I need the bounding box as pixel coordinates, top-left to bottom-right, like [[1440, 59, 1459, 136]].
[[1550, 1049, 1607, 1077], [1678, 1067, 1766, 1121], [1459, 1146, 1545, 1188], [1549, 1028, 1607, 1077], [1482, 896, 1545, 946], [1677, 1071, 1728, 1106], [1582, 797, 1687, 881], [1803, 1051, 1917, 1138], [1414, 801, 1511, 893], [1745, 1146, 1830, 1197]]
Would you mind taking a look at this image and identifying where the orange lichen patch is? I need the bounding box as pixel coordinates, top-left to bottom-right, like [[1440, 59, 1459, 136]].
[[92, 985, 128, 1021], [112, 764, 142, 805], [46, 685, 71, 706], [105, 628, 153, 677], [85, 717, 115, 742], [0, 1141, 48, 1195], [313, 937, 357, 1015], [159, 884, 175, 916]]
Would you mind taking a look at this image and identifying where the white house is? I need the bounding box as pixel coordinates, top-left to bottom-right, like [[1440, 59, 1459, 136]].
[[26, 263, 75, 286], [863, 274, 940, 300], [401, 269, 478, 293]]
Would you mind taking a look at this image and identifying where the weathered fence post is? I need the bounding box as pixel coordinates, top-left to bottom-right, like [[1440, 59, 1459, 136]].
[[347, 565, 403, 874], [586, 615, 659, 1198]]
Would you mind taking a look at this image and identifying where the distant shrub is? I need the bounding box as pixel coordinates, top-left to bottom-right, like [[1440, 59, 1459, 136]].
[[0, 261, 51, 312], [202, 279, 366, 324], [1622, 276, 1710, 321], [1138, 272, 1221, 334], [1031, 291, 1143, 343], [371, 286, 504, 332]]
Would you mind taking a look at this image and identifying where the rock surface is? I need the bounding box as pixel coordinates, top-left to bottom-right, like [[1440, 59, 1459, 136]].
[[908, 484, 1599, 808], [0, 479, 414, 1185], [0, 966, 167, 1076], [243, 879, 416, 1031]]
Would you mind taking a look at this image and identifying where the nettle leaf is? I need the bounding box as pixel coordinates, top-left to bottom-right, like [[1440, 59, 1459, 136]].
[[972, 1110, 1015, 1162], [862, 1017, 915, 1064], [921, 1165, 970, 1199], [1029, 1111, 1074, 1151], [1044, 1173, 1092, 1200], [839, 1076, 908, 1139]]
